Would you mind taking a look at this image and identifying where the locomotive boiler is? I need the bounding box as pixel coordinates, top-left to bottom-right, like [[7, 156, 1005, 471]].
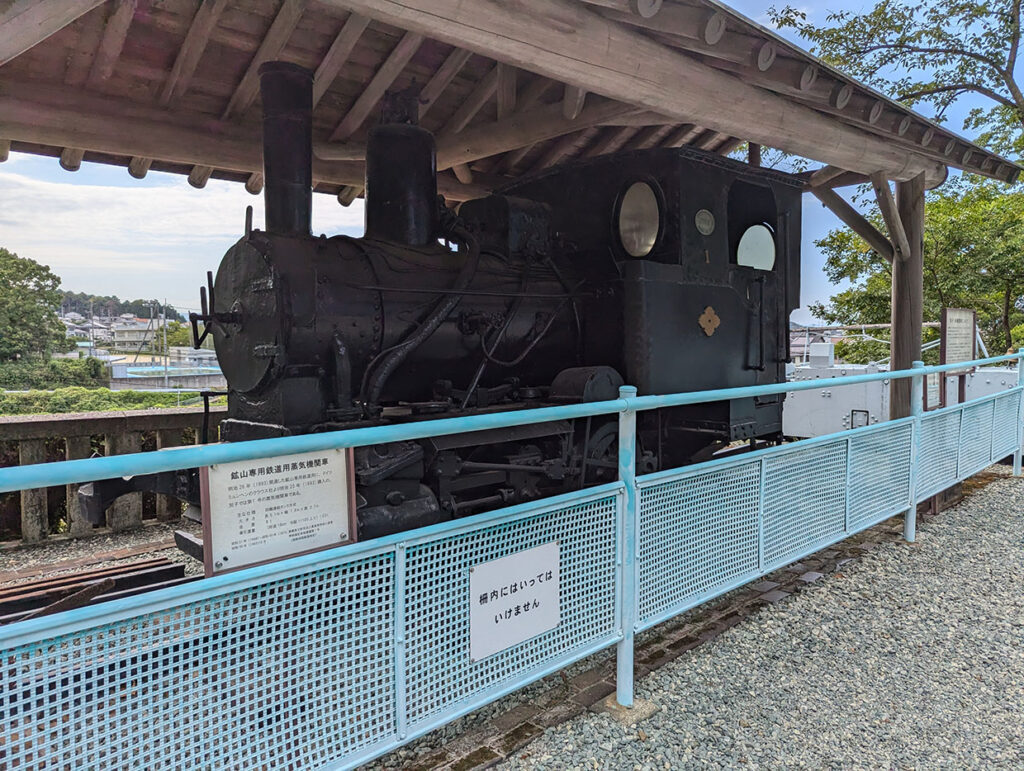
[[83, 61, 802, 542]]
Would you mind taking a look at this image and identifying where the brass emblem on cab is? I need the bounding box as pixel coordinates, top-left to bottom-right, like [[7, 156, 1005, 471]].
[[698, 306, 720, 337]]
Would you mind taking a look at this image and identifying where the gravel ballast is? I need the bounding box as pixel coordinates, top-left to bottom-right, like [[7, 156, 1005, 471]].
[[502, 473, 1024, 769]]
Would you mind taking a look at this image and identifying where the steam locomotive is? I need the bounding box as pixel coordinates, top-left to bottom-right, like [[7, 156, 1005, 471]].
[[83, 61, 801, 541]]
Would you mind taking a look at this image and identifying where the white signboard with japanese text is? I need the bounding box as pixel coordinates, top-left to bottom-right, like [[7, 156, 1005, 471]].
[[201, 448, 355, 575], [925, 372, 943, 411], [468, 541, 561, 662], [942, 307, 976, 375]]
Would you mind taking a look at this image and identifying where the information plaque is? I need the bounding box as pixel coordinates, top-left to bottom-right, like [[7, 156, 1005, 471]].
[[201, 448, 356, 576], [468, 541, 561, 662], [941, 307, 976, 376]]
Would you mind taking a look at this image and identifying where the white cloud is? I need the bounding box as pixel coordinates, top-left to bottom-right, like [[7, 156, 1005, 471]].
[[0, 168, 364, 311]]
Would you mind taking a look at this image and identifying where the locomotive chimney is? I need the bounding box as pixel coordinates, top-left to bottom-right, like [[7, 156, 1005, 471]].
[[364, 103, 438, 247], [258, 61, 313, 237]]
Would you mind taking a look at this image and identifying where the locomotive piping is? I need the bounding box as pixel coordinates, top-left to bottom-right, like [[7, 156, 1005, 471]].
[[258, 61, 313, 237], [361, 222, 481, 406]]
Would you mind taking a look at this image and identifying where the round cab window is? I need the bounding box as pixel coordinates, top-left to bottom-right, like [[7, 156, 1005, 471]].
[[736, 223, 776, 270], [617, 182, 661, 257]]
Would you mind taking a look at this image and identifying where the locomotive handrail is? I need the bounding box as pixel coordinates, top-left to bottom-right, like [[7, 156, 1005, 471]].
[[0, 351, 1020, 494]]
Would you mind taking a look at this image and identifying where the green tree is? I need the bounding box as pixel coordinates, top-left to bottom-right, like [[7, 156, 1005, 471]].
[[770, 1, 1024, 157], [0, 248, 71, 361], [811, 180, 1024, 361]]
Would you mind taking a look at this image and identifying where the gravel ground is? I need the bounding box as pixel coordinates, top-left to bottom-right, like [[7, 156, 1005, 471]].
[[502, 472, 1024, 770]]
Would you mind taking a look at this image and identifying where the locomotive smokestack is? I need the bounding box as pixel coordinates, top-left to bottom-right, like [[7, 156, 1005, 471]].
[[365, 119, 438, 247], [258, 61, 313, 237]]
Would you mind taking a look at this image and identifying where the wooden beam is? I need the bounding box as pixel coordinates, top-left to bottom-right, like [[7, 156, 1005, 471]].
[[870, 172, 912, 262], [578, 0, 662, 18], [329, 30, 423, 141], [87, 0, 136, 86], [160, 0, 229, 105], [221, 0, 306, 120], [714, 136, 743, 155], [583, 125, 637, 157], [563, 84, 586, 120], [338, 185, 362, 205], [434, 97, 635, 170], [811, 186, 894, 263], [496, 63, 516, 119], [0, 0, 107, 66], [418, 47, 472, 118], [480, 75, 557, 173], [59, 147, 84, 171], [662, 124, 700, 148], [531, 129, 591, 170], [438, 66, 498, 135], [312, 12, 370, 107], [127, 156, 151, 178], [0, 139, 10, 162], [0, 79, 488, 200], [627, 124, 671, 150], [890, 172, 925, 419], [322, 0, 947, 185], [807, 165, 847, 188], [245, 173, 263, 194], [188, 165, 213, 188]]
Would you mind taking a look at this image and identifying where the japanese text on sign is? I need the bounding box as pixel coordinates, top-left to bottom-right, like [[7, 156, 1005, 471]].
[[203, 449, 353, 575], [943, 307, 976, 374], [468, 541, 560, 662]]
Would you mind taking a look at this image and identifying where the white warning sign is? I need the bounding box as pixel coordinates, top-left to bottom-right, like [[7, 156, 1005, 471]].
[[468, 542, 561, 662]]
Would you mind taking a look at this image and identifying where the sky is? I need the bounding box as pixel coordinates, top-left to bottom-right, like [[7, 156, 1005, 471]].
[[0, 1, 994, 323]]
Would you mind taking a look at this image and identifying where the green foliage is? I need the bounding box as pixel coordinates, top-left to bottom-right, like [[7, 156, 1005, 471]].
[[152, 321, 195, 353], [60, 291, 185, 322], [0, 358, 108, 390], [0, 248, 72, 360], [769, 1, 1024, 158], [0, 388, 215, 415], [811, 178, 1024, 356]]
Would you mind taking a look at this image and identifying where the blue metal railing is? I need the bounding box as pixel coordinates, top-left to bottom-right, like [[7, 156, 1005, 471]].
[[0, 352, 1021, 770]]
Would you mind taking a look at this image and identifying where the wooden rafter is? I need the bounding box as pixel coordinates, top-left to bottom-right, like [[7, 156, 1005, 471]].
[[496, 63, 516, 119], [329, 30, 423, 141], [312, 12, 371, 108], [582, 126, 638, 158], [160, 0, 229, 105], [662, 124, 701, 147], [563, 84, 586, 120], [322, 0, 947, 185], [433, 98, 636, 171], [418, 47, 472, 119], [222, 0, 306, 121], [0, 0, 106, 66], [87, 0, 135, 86]]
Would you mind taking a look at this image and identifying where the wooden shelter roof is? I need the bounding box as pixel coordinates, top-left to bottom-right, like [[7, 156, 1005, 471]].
[[1, 0, 1019, 204]]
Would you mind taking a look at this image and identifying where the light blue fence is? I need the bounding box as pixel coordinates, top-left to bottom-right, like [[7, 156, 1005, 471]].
[[1, 355, 1021, 770]]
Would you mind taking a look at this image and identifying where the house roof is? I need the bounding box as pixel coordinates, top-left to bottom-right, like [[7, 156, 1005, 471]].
[[0, 0, 1018, 205]]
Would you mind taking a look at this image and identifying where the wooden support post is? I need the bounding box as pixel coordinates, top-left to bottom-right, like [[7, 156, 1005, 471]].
[[890, 172, 926, 419], [747, 142, 761, 167], [105, 431, 142, 530], [65, 435, 93, 537], [0, 139, 9, 161], [155, 429, 183, 521], [18, 439, 48, 544], [871, 172, 912, 263]]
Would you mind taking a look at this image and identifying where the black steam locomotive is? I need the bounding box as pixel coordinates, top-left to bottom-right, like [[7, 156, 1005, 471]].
[[84, 61, 801, 541]]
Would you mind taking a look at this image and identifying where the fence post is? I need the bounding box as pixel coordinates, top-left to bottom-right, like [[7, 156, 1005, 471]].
[[616, 385, 638, 708], [905, 361, 925, 543], [1015, 350, 1024, 476]]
